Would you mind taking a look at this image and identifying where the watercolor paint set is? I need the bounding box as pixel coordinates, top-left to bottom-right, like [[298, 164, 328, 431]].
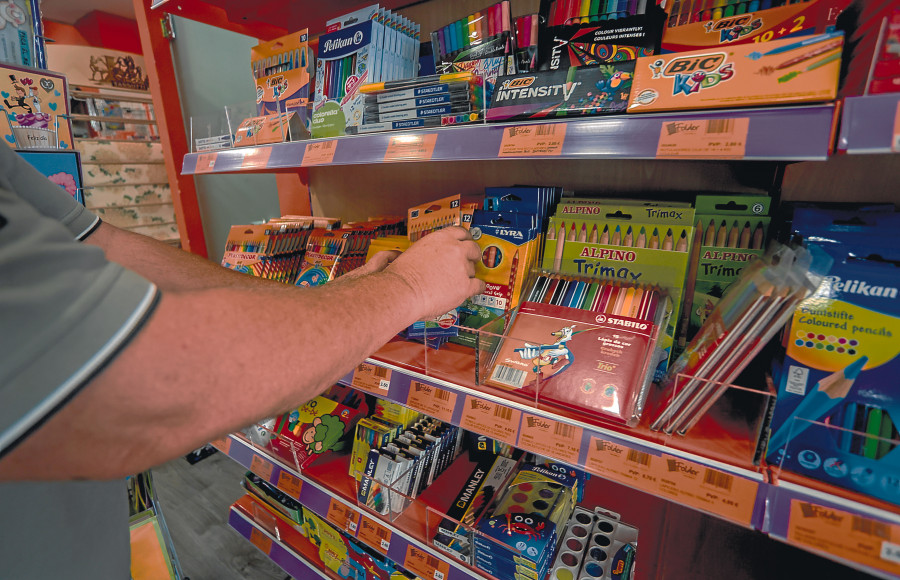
[[549, 507, 638, 580]]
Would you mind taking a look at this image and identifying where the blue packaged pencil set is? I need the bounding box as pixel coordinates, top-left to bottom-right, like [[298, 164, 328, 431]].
[[767, 208, 900, 506], [312, 5, 420, 137]]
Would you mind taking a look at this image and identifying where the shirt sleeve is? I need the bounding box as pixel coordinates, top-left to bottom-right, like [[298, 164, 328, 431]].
[[0, 144, 99, 240], [0, 182, 158, 457]]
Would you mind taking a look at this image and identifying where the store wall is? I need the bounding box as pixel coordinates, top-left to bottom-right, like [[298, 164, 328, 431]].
[[169, 17, 279, 263]]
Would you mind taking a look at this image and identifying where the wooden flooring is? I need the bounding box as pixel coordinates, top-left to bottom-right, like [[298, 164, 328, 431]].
[[152, 451, 290, 580]]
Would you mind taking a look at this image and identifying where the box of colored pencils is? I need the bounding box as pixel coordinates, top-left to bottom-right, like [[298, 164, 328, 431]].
[[486, 62, 635, 122], [685, 194, 772, 346], [628, 31, 844, 112], [408, 194, 482, 241], [485, 273, 668, 425], [251, 30, 314, 122], [660, 0, 848, 52], [535, 0, 665, 71], [541, 199, 695, 378], [312, 7, 420, 137], [766, 208, 900, 505]]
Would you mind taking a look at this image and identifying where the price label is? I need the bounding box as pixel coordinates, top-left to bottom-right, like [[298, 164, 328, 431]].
[[210, 436, 232, 454], [459, 395, 520, 447], [303, 140, 338, 165], [241, 146, 273, 169], [250, 454, 274, 482], [351, 362, 391, 395], [195, 152, 218, 173], [404, 545, 450, 580], [326, 498, 360, 535], [384, 133, 437, 161], [583, 437, 757, 526], [656, 117, 750, 159], [276, 471, 303, 498], [406, 381, 457, 423], [358, 515, 392, 554], [787, 500, 900, 576], [249, 528, 273, 555], [498, 123, 567, 157], [892, 101, 900, 153], [517, 415, 582, 466]]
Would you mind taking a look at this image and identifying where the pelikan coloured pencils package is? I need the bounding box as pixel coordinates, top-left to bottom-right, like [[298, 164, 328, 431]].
[[767, 210, 900, 505]]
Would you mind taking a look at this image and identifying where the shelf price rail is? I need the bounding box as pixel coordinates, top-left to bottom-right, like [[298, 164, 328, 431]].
[[181, 104, 838, 175], [212, 433, 491, 580]]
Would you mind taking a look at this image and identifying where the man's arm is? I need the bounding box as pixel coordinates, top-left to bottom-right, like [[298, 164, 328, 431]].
[[0, 226, 483, 481]]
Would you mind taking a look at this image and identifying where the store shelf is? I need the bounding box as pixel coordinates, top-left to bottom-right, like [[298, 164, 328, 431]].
[[214, 434, 492, 580], [763, 480, 900, 579], [337, 353, 769, 531], [228, 499, 333, 580], [181, 104, 838, 175], [837, 93, 900, 154]]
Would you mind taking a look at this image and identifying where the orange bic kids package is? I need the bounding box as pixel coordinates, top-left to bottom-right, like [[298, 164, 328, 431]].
[[628, 31, 843, 112]]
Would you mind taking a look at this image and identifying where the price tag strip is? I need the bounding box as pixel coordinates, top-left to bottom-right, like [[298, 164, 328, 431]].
[[194, 152, 218, 173], [384, 133, 437, 161], [250, 453, 275, 482], [786, 499, 900, 576], [249, 527, 273, 555], [584, 436, 758, 526], [326, 498, 360, 535], [404, 545, 450, 580], [241, 146, 273, 169], [302, 139, 338, 165], [406, 381, 457, 423], [517, 414, 583, 466], [277, 471, 303, 498], [459, 395, 521, 447], [351, 362, 392, 395], [358, 515, 392, 555], [656, 117, 750, 159], [498, 123, 567, 157], [210, 436, 232, 454]]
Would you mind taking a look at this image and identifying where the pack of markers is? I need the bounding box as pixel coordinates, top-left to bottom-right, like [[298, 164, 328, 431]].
[[485, 271, 669, 426], [351, 72, 485, 135], [766, 208, 900, 506], [535, 0, 665, 71], [251, 30, 314, 124]]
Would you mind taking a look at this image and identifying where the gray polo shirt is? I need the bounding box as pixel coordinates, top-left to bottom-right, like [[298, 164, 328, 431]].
[[0, 145, 159, 578]]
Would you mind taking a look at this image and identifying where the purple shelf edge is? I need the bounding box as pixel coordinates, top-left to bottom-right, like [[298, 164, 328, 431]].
[[838, 94, 900, 154]]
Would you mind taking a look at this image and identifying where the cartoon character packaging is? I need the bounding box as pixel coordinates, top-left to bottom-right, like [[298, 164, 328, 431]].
[[628, 31, 844, 112]]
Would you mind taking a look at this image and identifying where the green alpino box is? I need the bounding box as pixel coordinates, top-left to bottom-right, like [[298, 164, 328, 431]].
[[541, 199, 695, 379], [688, 194, 771, 341]]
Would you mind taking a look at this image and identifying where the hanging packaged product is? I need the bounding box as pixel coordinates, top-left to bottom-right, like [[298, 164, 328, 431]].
[[767, 209, 900, 506]]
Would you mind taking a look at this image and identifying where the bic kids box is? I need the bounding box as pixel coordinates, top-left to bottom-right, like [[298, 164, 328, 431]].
[[767, 210, 900, 506], [628, 31, 844, 112]]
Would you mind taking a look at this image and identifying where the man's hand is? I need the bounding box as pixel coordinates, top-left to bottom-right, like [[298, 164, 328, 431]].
[[384, 227, 485, 320]]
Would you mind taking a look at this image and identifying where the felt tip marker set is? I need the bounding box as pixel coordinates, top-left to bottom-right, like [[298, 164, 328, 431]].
[[431, 2, 515, 66]]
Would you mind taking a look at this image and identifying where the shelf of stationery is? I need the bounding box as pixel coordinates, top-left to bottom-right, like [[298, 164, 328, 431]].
[[228, 494, 340, 580], [213, 432, 494, 580], [837, 93, 900, 154], [181, 103, 838, 175]]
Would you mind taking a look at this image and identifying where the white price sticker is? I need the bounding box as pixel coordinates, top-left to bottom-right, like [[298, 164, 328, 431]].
[[882, 541, 900, 565], [380, 538, 390, 551]]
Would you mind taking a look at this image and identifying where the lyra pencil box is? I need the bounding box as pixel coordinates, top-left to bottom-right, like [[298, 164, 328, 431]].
[[628, 31, 844, 112], [470, 211, 541, 316], [487, 62, 635, 122], [767, 211, 900, 506]]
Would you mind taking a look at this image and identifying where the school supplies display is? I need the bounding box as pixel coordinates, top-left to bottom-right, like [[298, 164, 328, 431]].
[[486, 272, 667, 425], [684, 194, 772, 348], [652, 243, 826, 435], [473, 464, 578, 579], [536, 0, 665, 71], [766, 208, 900, 505], [660, 0, 848, 52], [486, 62, 635, 122], [628, 31, 844, 112], [549, 507, 638, 580], [541, 198, 695, 377], [312, 6, 421, 137]]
